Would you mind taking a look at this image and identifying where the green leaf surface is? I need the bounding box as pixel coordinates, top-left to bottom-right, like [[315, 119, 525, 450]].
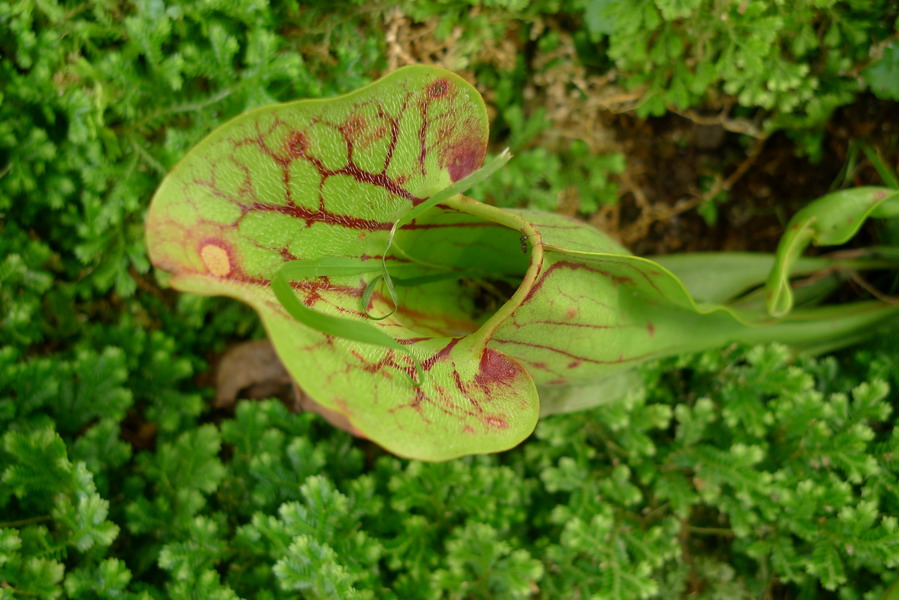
[[2, 427, 72, 506], [63, 558, 133, 599], [273, 536, 361, 598], [51, 463, 119, 552]]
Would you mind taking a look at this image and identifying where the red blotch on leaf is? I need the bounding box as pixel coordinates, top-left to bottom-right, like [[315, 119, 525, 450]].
[[340, 116, 366, 137], [482, 415, 509, 429], [444, 138, 483, 182], [428, 79, 450, 98], [475, 349, 519, 388], [286, 131, 308, 157]]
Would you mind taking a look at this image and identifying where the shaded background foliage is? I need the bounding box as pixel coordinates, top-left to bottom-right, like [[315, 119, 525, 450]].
[[2, 0, 899, 597]]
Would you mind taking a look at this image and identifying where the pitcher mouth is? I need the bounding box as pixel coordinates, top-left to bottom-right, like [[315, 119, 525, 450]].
[[385, 195, 543, 342]]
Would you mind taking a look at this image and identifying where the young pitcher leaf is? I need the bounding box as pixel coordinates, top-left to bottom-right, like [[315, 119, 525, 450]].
[[765, 187, 899, 317]]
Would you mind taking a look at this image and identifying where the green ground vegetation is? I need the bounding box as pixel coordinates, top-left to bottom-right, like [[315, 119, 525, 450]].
[[2, 1, 899, 597]]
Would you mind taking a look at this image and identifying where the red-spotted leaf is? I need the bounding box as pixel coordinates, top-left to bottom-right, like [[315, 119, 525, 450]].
[[146, 66, 538, 460]]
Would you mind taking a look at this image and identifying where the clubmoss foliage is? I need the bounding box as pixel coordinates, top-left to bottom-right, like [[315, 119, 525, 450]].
[[5, 341, 899, 598], [2, 1, 899, 598]]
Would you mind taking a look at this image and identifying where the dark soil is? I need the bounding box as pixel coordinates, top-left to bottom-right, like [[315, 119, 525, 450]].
[[617, 94, 899, 257]]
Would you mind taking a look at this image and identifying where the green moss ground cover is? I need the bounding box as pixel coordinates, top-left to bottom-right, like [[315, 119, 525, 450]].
[[2, 1, 899, 597]]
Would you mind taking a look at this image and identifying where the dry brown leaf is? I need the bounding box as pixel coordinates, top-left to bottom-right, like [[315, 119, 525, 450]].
[[215, 340, 364, 436], [214, 340, 293, 409]]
